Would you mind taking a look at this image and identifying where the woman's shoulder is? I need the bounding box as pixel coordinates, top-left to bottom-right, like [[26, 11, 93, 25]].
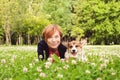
[[59, 43, 67, 50], [38, 40, 48, 47]]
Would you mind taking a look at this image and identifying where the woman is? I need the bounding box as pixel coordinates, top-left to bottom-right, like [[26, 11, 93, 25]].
[[37, 24, 67, 60]]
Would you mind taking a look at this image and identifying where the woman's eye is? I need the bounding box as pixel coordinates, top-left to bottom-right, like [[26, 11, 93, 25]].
[[55, 35, 59, 38]]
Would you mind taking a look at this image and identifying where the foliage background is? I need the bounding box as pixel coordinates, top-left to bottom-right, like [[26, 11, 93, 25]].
[[0, 0, 120, 45]]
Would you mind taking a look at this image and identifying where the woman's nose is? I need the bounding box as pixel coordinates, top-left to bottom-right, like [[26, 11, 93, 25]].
[[52, 37, 56, 41]]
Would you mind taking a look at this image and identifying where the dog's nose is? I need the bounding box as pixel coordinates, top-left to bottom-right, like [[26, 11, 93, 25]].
[[72, 50, 75, 52]]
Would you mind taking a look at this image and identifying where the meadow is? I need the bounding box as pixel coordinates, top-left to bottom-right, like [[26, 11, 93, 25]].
[[0, 45, 120, 80]]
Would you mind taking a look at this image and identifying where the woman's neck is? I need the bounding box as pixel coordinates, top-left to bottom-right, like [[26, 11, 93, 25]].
[[49, 47, 58, 53]]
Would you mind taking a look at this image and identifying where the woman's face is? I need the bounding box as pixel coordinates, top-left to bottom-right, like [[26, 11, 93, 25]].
[[46, 31, 61, 49]]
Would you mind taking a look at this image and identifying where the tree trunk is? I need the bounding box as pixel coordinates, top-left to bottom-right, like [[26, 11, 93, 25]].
[[3, 18, 11, 45], [19, 34, 23, 45], [27, 34, 31, 45], [16, 34, 23, 45], [33, 36, 40, 44]]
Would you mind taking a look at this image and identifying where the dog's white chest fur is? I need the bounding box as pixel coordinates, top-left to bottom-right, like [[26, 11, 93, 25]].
[[65, 49, 87, 62]]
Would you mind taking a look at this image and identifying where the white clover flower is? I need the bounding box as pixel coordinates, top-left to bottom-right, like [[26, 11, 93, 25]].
[[4, 78, 7, 80], [91, 62, 96, 67], [40, 72, 46, 77], [10, 55, 17, 63], [57, 73, 63, 78], [29, 63, 33, 68], [104, 59, 109, 64], [47, 57, 53, 62], [44, 61, 52, 69], [9, 78, 12, 80], [65, 59, 69, 63], [60, 59, 65, 62], [1, 59, 6, 65], [63, 65, 69, 70], [23, 67, 28, 73], [85, 70, 91, 74], [99, 63, 107, 70], [12, 55, 17, 60], [117, 54, 120, 58], [37, 67, 42, 72], [35, 59, 39, 63], [111, 72, 116, 76], [39, 55, 43, 59], [10, 58, 15, 63], [71, 60, 77, 65], [56, 67, 62, 70], [87, 53, 93, 56], [81, 57, 88, 62], [96, 77, 102, 80], [58, 57, 60, 59], [36, 78, 40, 80]]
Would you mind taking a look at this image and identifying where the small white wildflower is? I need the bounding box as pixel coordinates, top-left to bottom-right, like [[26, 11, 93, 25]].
[[85, 70, 91, 74], [1, 59, 6, 65], [56, 67, 62, 70], [91, 62, 96, 67], [4, 78, 7, 80], [9, 78, 12, 80], [60, 59, 65, 62], [99, 57, 104, 62], [87, 53, 93, 56], [111, 72, 116, 76], [40, 72, 46, 77], [100, 63, 107, 70], [10, 55, 17, 63], [57, 73, 63, 78], [65, 59, 69, 63], [71, 60, 77, 65], [47, 57, 53, 62], [104, 59, 109, 64], [23, 67, 28, 73], [36, 78, 40, 80], [37, 67, 42, 72], [12, 55, 17, 60], [39, 55, 43, 59], [82, 57, 88, 62], [58, 57, 60, 59], [96, 77, 102, 80], [10, 58, 15, 63], [63, 65, 69, 70], [45, 61, 52, 69], [29, 63, 33, 68], [35, 59, 39, 63]]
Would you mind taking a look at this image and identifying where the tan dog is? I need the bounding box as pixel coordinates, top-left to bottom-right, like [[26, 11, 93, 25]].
[[65, 39, 87, 62]]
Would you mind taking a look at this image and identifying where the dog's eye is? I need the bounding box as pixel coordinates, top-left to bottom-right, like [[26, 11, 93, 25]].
[[69, 46, 72, 48], [76, 45, 78, 47]]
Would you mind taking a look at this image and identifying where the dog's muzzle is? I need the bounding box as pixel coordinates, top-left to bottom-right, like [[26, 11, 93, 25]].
[[71, 49, 77, 56]]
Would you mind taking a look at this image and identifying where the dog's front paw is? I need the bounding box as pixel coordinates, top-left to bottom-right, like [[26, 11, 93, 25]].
[[65, 52, 70, 59]]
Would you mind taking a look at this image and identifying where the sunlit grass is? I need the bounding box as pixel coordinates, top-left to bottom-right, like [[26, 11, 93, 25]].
[[0, 45, 120, 80]]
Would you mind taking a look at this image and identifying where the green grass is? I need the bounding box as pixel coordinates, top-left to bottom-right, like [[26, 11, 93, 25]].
[[0, 45, 120, 80]]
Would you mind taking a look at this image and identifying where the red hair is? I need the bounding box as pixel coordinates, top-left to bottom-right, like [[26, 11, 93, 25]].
[[42, 24, 63, 41]]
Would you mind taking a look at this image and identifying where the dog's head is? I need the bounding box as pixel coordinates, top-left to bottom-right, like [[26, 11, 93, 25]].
[[67, 39, 87, 56], [67, 41, 82, 56]]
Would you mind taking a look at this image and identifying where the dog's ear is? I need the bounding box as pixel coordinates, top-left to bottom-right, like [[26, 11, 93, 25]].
[[62, 41, 69, 48], [80, 38, 87, 47]]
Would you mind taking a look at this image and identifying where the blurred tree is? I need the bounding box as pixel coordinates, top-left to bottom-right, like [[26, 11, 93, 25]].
[[73, 0, 120, 44]]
